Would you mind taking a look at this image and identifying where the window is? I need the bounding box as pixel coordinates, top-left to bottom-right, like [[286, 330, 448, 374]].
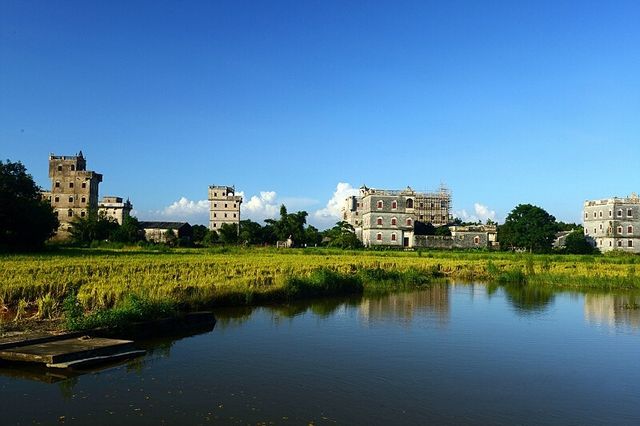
[[629, 240, 634, 248], [225, 203, 228, 208], [81, 182, 86, 189], [431, 215, 435, 221], [376, 233, 382, 241], [81, 197, 86, 203], [57, 165, 62, 171], [391, 233, 396, 241], [70, 165, 75, 171], [377, 217, 383, 226], [628, 209, 633, 217], [392, 201, 397, 209], [69, 182, 74, 188], [609, 210, 612, 217], [628, 226, 633, 234], [618, 240, 623, 247], [377, 201, 383, 209], [391, 218, 397, 226], [599, 224, 603, 230], [68, 196, 73, 202], [441, 201, 446, 208], [420, 203, 424, 208], [593, 228, 597, 234], [593, 212, 596, 218], [355, 212, 358, 216], [234, 204, 237, 208], [214, 193, 217, 197], [406, 199, 414, 209], [233, 213, 236, 218], [618, 210, 622, 217], [419, 215, 424, 220], [55, 181, 60, 188], [474, 236, 480, 244], [224, 213, 228, 218], [80, 211, 85, 217], [617, 226, 623, 234], [213, 223, 217, 227], [343, 213, 347, 220], [54, 210, 58, 217], [599, 211, 602, 218], [213, 213, 216, 218], [609, 241, 612, 247], [406, 218, 412, 226], [584, 213, 588, 219], [54, 196, 59, 203], [67, 209, 73, 217], [213, 203, 217, 208]]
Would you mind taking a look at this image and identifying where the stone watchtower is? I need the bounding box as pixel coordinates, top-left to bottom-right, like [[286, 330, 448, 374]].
[[48, 151, 102, 238], [208, 185, 242, 233]]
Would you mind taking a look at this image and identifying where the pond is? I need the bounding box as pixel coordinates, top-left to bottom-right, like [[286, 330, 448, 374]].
[[1, 283, 639, 425]]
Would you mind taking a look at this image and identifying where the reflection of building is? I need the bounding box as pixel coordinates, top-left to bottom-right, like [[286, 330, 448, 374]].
[[342, 185, 451, 248], [584, 194, 640, 253], [47, 151, 102, 239], [359, 284, 450, 326], [98, 196, 132, 225], [208, 185, 242, 232], [584, 294, 640, 329]]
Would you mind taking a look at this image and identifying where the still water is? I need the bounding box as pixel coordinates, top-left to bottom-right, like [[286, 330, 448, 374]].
[[1, 283, 639, 425]]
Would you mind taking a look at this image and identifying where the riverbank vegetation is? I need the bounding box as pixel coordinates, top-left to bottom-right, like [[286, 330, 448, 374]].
[[1, 247, 638, 332]]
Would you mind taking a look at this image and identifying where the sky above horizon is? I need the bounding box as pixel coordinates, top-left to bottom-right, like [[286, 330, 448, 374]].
[[2, 0, 639, 229]]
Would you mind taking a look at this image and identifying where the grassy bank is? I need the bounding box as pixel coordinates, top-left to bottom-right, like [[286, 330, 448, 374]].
[[0, 247, 638, 330]]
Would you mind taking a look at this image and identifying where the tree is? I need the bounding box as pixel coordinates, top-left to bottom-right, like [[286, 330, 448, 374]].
[[239, 219, 264, 245], [499, 204, 557, 252], [0, 160, 59, 250], [325, 221, 362, 249], [218, 223, 239, 244], [191, 224, 209, 245], [563, 230, 597, 254], [304, 225, 322, 247], [414, 221, 436, 236], [110, 215, 143, 243], [69, 209, 119, 244], [264, 204, 309, 246], [163, 228, 177, 246], [435, 225, 451, 236]]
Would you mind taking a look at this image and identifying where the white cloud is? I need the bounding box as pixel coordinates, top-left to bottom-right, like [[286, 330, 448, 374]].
[[455, 203, 497, 223], [313, 182, 359, 228], [243, 191, 280, 220]]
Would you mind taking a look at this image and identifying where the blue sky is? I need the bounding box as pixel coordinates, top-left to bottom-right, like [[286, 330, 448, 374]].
[[2, 0, 639, 228]]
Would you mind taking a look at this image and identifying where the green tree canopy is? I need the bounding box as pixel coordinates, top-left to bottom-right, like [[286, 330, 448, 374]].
[[0, 160, 58, 250], [69, 210, 119, 244], [563, 230, 597, 254], [325, 221, 362, 249], [499, 204, 557, 252]]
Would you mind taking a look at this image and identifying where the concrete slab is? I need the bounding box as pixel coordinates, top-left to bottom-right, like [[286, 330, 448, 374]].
[[0, 337, 135, 364]]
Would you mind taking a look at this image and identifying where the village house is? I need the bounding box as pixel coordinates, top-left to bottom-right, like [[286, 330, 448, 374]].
[[583, 194, 640, 253], [138, 221, 192, 244]]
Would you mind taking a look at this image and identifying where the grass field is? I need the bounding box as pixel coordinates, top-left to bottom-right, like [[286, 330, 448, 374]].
[[0, 247, 638, 328]]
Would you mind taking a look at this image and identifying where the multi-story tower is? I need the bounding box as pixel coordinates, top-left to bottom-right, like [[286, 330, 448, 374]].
[[208, 185, 242, 232], [48, 152, 102, 238], [351, 185, 452, 248], [98, 196, 133, 225], [584, 194, 640, 253]]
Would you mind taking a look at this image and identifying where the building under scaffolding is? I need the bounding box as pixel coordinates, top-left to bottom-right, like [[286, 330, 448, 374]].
[[341, 184, 452, 248]]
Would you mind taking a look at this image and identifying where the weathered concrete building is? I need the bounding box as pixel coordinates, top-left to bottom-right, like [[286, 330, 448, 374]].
[[413, 225, 498, 250], [47, 151, 102, 239], [139, 221, 192, 244], [208, 185, 242, 232], [342, 185, 452, 248], [583, 194, 640, 253], [98, 196, 133, 225]]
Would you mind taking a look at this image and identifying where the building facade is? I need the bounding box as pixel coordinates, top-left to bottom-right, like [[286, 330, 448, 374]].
[[583, 194, 640, 253], [47, 151, 102, 239], [343, 185, 452, 248], [98, 196, 133, 225], [139, 221, 192, 244], [208, 185, 242, 232]]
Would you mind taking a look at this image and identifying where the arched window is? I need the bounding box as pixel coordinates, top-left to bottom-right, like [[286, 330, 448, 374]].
[[377, 200, 383, 209], [391, 233, 397, 241], [67, 209, 73, 217], [406, 198, 414, 209], [406, 218, 412, 226], [391, 217, 397, 226], [474, 236, 480, 245], [392, 200, 397, 209], [376, 233, 382, 241], [628, 225, 633, 234], [377, 217, 383, 226]]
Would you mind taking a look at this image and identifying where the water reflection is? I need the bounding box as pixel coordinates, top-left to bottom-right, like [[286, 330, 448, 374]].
[[502, 284, 555, 314], [584, 293, 640, 329], [359, 284, 450, 326]]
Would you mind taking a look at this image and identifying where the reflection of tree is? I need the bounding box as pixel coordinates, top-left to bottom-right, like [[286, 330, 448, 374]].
[[270, 296, 362, 322], [503, 284, 554, 314], [57, 377, 78, 400]]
